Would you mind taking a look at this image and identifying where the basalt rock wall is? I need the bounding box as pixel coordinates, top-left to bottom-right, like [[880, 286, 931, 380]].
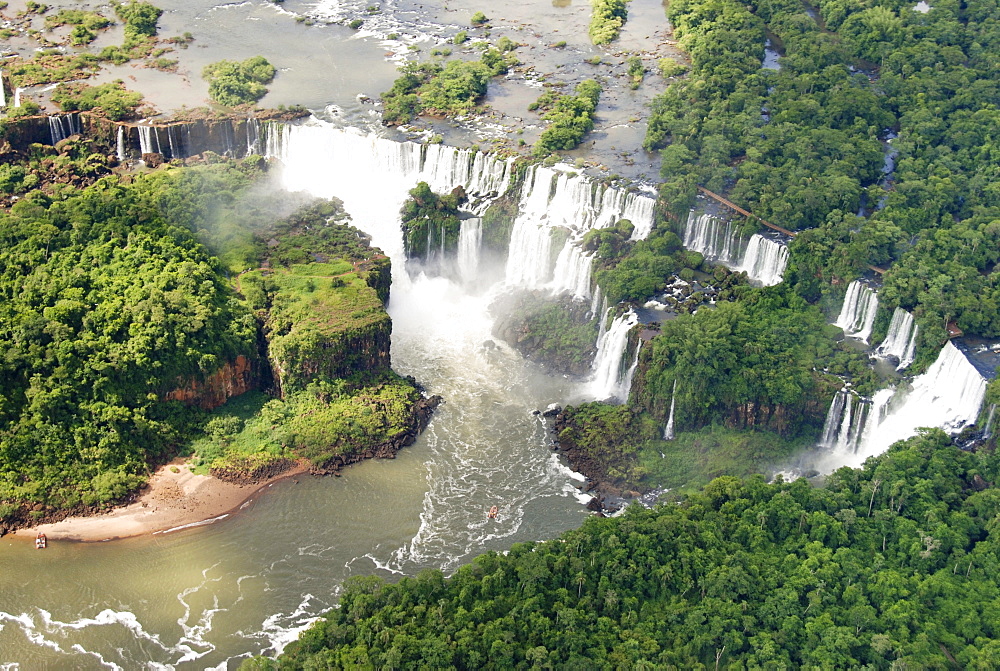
[[164, 354, 258, 410]]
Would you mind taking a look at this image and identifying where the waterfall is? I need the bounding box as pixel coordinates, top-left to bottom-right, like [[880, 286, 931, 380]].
[[876, 307, 918, 370], [420, 144, 514, 201], [835, 281, 879, 343], [138, 125, 161, 156], [504, 165, 656, 293], [819, 389, 869, 453], [683, 212, 744, 267], [664, 380, 677, 440], [683, 212, 788, 286], [457, 218, 482, 283], [246, 117, 261, 156], [739, 235, 788, 287], [588, 309, 639, 402], [550, 243, 594, 299], [842, 342, 987, 466], [14, 87, 22, 107], [116, 127, 126, 163], [589, 285, 604, 320], [983, 404, 997, 442], [48, 116, 64, 145], [0, 72, 6, 108], [48, 114, 81, 144], [819, 389, 848, 448]]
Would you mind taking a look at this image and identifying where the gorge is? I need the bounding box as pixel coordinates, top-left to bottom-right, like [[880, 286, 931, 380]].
[[2, 0, 1000, 665]]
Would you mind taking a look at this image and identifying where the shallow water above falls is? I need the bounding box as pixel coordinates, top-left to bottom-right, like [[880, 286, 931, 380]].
[[0, 130, 601, 668]]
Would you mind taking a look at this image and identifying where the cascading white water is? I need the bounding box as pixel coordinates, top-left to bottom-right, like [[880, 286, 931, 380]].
[[739, 235, 788, 287], [821, 342, 988, 469], [683, 212, 744, 267], [457, 218, 482, 284], [0, 72, 6, 108], [876, 307, 918, 370], [266, 120, 597, 578], [421, 144, 514, 203], [504, 165, 656, 294], [138, 125, 161, 156], [818, 389, 869, 453], [819, 389, 848, 448], [13, 87, 22, 107], [664, 379, 677, 440], [550, 243, 594, 299], [588, 309, 639, 402], [683, 212, 789, 286], [47, 114, 81, 145], [983, 404, 997, 442], [835, 280, 879, 343], [246, 117, 261, 156], [116, 127, 126, 163], [589, 286, 604, 320]]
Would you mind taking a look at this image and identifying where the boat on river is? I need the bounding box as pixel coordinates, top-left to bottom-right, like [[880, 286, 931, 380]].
[[35, 532, 47, 549]]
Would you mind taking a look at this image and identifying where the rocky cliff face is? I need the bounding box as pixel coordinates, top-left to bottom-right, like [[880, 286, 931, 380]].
[[164, 354, 257, 410]]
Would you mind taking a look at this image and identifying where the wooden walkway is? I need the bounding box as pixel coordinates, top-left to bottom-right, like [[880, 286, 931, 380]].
[[695, 186, 886, 275]]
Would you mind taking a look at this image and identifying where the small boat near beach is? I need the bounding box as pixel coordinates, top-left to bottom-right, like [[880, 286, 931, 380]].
[[35, 532, 47, 549]]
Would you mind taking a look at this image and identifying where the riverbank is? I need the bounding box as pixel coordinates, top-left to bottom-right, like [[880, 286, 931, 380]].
[[12, 458, 310, 543]]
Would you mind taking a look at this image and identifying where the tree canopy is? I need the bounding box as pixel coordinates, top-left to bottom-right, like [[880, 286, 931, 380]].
[[258, 430, 1000, 669]]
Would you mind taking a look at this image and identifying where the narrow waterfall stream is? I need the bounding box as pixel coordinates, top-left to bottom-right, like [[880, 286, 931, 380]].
[[835, 280, 879, 343]]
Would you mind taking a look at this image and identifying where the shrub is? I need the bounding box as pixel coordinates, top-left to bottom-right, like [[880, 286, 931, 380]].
[[588, 0, 627, 44], [470, 11, 488, 26], [203, 56, 276, 107]]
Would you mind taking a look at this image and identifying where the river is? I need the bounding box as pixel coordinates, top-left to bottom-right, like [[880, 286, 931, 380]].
[[0, 0, 682, 665]]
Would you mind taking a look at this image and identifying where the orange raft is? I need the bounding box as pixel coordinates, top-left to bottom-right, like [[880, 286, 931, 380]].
[[487, 506, 499, 520]]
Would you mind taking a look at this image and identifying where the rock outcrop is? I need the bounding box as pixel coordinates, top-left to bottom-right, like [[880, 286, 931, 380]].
[[164, 354, 257, 410]]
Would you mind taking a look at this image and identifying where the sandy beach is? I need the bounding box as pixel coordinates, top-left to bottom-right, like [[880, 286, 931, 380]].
[[13, 458, 309, 543]]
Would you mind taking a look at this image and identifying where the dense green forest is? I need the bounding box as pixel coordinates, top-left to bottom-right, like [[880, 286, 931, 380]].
[[0, 156, 432, 528], [552, 0, 999, 492], [257, 431, 1000, 669], [0, 168, 259, 516], [644, 0, 1000, 358]]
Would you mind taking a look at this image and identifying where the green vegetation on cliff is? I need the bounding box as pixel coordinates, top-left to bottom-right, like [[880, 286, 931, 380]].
[[634, 285, 835, 435], [261, 431, 1000, 669], [0, 174, 258, 515], [400, 181, 466, 261], [490, 292, 598, 376], [0, 154, 432, 528]]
